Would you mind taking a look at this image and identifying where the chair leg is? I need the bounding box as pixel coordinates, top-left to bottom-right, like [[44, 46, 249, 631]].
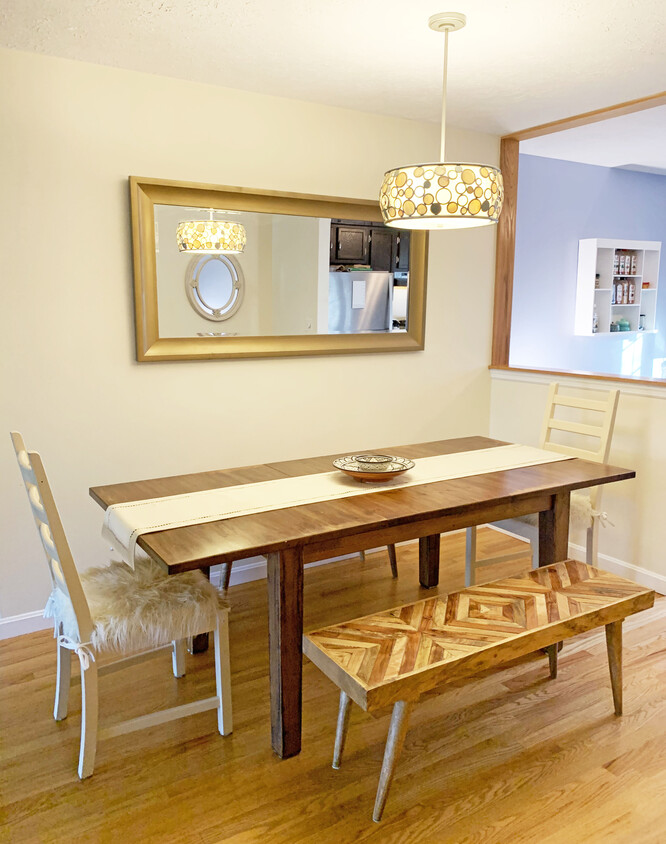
[[464, 527, 476, 587], [332, 691, 352, 769], [220, 561, 233, 591], [545, 643, 558, 679], [605, 620, 623, 716], [172, 639, 186, 678], [214, 612, 233, 736], [586, 523, 598, 567], [373, 699, 415, 823], [54, 638, 72, 720], [387, 544, 398, 579], [77, 654, 99, 779], [530, 534, 539, 570]]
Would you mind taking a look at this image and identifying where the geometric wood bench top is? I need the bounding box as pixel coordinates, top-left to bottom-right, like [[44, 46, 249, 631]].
[[304, 560, 654, 712]]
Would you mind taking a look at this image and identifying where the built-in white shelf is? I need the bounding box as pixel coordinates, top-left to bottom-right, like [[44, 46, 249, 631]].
[[575, 238, 661, 335]]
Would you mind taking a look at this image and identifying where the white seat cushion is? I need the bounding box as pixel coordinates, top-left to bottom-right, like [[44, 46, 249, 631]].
[[510, 490, 594, 530], [45, 556, 225, 653]]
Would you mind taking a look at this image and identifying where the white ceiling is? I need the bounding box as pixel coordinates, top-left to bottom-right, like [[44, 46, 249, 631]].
[[520, 106, 666, 173], [1, 0, 665, 136]]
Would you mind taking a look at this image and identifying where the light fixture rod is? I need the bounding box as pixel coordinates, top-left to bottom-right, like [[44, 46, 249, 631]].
[[440, 27, 449, 161]]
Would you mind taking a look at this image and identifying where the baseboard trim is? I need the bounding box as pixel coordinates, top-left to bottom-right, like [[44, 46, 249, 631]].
[[487, 525, 666, 592], [568, 542, 666, 593], [209, 550, 385, 588], [0, 610, 52, 641]]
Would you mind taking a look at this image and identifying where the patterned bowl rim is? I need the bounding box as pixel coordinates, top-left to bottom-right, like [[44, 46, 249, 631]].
[[332, 455, 415, 474]]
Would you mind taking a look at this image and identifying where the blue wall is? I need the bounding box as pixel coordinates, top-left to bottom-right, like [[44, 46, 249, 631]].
[[510, 155, 666, 378]]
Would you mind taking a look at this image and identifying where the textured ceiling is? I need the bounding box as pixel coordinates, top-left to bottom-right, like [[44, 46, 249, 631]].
[[1, 0, 664, 135]]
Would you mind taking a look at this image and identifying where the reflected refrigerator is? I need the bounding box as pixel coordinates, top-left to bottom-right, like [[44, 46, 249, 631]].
[[328, 272, 392, 333]]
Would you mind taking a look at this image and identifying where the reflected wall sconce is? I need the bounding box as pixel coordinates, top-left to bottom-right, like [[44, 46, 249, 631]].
[[176, 209, 247, 253], [380, 12, 503, 230]]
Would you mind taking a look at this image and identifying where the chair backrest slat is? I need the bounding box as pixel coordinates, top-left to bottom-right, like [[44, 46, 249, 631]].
[[11, 432, 93, 642], [538, 385, 620, 511]]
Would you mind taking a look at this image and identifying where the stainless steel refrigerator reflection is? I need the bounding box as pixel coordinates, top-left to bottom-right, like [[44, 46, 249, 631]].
[[328, 272, 392, 333]]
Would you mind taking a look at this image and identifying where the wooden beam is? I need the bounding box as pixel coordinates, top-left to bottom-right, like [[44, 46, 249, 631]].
[[491, 138, 519, 367]]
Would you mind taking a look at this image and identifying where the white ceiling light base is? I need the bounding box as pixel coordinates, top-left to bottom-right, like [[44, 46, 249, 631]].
[[380, 11, 503, 231], [427, 12, 466, 33]]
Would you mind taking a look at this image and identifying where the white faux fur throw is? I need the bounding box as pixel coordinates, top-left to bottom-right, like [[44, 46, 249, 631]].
[[45, 557, 225, 654]]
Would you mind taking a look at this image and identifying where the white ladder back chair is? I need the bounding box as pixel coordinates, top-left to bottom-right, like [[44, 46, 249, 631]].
[[465, 384, 620, 586], [11, 432, 232, 779]]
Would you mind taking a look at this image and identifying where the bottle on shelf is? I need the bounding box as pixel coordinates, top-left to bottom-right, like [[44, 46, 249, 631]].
[[631, 254, 637, 274], [613, 251, 620, 274], [592, 306, 598, 334], [595, 273, 600, 289], [614, 279, 623, 304], [628, 279, 636, 304]]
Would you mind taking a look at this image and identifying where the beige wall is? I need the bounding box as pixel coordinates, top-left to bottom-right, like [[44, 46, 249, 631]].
[[489, 371, 666, 591], [0, 47, 499, 621]]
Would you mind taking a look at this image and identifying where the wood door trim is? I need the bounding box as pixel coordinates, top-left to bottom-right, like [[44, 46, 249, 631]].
[[492, 90, 666, 369]]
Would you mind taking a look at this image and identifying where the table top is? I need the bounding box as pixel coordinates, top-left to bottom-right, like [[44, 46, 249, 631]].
[[89, 436, 635, 573]]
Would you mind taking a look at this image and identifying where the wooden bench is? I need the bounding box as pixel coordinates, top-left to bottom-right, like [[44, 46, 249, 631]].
[[303, 559, 655, 821]]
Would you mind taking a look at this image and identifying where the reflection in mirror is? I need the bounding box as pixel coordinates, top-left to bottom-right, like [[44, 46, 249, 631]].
[[155, 205, 411, 338], [129, 177, 428, 361], [185, 254, 244, 322]]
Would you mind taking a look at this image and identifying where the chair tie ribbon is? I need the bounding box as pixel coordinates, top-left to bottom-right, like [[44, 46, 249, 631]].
[[57, 635, 96, 671], [591, 509, 614, 528]]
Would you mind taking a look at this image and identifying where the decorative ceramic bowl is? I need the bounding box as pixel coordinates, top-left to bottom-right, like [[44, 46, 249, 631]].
[[332, 454, 415, 483], [353, 454, 395, 472]]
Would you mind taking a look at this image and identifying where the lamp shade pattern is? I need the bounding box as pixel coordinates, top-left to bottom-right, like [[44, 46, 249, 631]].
[[176, 220, 247, 253], [380, 163, 503, 229]]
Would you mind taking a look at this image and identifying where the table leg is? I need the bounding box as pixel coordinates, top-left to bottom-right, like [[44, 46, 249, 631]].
[[267, 547, 304, 758], [538, 491, 570, 566], [418, 534, 440, 589], [192, 566, 211, 653]]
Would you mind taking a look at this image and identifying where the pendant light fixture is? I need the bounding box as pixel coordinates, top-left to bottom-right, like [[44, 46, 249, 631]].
[[176, 209, 247, 254], [380, 12, 503, 230]]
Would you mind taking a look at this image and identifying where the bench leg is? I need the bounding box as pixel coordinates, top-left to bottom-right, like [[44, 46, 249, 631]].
[[545, 643, 558, 679], [387, 544, 398, 578], [605, 620, 623, 716], [332, 691, 352, 769], [373, 699, 414, 823]]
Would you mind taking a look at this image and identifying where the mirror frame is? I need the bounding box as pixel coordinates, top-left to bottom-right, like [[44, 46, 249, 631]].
[[130, 176, 428, 361]]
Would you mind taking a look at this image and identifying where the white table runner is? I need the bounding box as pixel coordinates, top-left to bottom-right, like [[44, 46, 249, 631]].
[[102, 444, 571, 567]]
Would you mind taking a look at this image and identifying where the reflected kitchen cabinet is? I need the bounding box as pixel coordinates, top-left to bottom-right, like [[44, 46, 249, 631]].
[[330, 220, 410, 272], [331, 224, 370, 264]]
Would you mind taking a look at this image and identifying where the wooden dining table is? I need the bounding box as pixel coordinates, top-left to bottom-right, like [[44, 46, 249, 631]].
[[89, 436, 635, 759]]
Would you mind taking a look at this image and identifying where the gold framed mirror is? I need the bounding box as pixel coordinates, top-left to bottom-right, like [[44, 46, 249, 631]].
[[130, 176, 428, 361]]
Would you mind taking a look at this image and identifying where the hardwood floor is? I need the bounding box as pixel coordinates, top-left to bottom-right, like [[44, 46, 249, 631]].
[[2, 529, 665, 843]]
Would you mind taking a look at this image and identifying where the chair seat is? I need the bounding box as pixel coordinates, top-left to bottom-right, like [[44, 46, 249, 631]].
[[511, 490, 593, 530], [45, 556, 224, 653]]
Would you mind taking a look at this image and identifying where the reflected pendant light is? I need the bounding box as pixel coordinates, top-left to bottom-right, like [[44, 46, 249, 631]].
[[176, 209, 247, 254], [380, 12, 503, 230]]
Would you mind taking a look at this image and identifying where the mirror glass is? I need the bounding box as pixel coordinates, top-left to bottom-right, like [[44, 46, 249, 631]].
[[130, 178, 428, 361], [198, 260, 234, 309], [155, 205, 411, 337]]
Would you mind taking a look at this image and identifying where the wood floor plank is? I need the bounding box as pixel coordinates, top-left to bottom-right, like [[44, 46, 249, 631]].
[[1, 528, 664, 843]]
